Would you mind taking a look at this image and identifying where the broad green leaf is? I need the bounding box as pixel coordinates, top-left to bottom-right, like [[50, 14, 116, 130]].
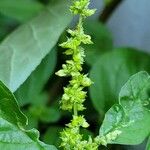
[[84, 20, 113, 66], [90, 48, 150, 113], [0, 0, 72, 92], [15, 48, 57, 106], [99, 72, 150, 145], [147, 137, 150, 150], [0, 80, 57, 150], [0, 0, 44, 22]]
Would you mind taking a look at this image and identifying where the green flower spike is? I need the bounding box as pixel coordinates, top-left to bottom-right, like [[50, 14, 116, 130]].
[[56, 0, 121, 149]]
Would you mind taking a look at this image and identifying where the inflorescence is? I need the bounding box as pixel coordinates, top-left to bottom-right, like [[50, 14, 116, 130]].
[[56, 0, 121, 149]]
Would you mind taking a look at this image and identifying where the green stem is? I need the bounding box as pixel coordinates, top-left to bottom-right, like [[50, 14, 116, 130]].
[[73, 16, 83, 117], [78, 15, 83, 31], [73, 103, 78, 116]]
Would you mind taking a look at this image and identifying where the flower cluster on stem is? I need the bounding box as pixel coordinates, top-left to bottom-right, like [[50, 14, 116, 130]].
[[56, 0, 95, 113], [56, 0, 121, 149]]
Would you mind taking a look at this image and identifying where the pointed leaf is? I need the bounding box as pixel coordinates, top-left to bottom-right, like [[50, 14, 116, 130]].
[[0, 81, 57, 150], [100, 72, 150, 145], [0, 0, 72, 92]]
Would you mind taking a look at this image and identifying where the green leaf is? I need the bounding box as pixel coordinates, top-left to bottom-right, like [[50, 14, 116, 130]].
[[0, 81, 27, 126], [0, 0, 44, 22], [0, 80, 57, 149], [84, 20, 113, 66], [99, 71, 150, 145], [15, 48, 56, 106], [146, 137, 150, 150], [90, 48, 150, 113], [0, 0, 72, 92]]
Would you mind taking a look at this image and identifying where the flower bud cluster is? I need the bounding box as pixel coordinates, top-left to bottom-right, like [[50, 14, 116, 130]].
[[60, 116, 99, 150], [70, 0, 96, 17]]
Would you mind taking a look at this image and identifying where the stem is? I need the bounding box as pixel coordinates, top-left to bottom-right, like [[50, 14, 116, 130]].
[[99, 0, 123, 23], [73, 103, 78, 116], [78, 15, 83, 31], [72, 16, 83, 117]]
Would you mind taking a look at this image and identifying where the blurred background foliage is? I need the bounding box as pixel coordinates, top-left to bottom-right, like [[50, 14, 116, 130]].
[[0, 0, 149, 150]]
